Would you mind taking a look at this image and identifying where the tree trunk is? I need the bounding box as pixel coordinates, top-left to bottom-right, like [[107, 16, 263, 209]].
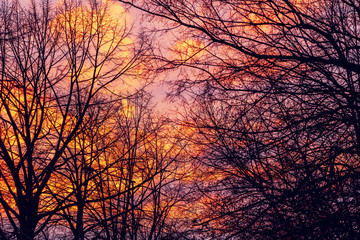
[[18, 195, 38, 240]]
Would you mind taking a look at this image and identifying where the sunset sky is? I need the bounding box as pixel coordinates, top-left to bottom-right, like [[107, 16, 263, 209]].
[[0, 0, 359, 239]]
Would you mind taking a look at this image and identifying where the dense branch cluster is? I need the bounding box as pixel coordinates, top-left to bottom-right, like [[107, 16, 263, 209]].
[[118, 0, 360, 239], [0, 0, 193, 239], [1, 0, 360, 239]]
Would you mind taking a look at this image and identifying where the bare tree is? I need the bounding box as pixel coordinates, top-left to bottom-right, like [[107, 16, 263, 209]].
[[88, 92, 193, 240], [119, 0, 360, 238], [48, 99, 117, 240], [0, 0, 149, 239]]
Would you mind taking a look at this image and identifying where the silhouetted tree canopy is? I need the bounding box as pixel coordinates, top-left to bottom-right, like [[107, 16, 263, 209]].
[[1, 0, 360, 238], [119, 0, 360, 239]]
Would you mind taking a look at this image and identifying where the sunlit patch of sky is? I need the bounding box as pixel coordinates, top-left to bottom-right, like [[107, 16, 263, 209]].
[[19, 0, 190, 114]]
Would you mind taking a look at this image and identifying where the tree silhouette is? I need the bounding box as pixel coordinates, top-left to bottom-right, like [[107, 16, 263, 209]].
[[0, 0, 149, 239], [119, 0, 360, 238], [88, 93, 193, 240]]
